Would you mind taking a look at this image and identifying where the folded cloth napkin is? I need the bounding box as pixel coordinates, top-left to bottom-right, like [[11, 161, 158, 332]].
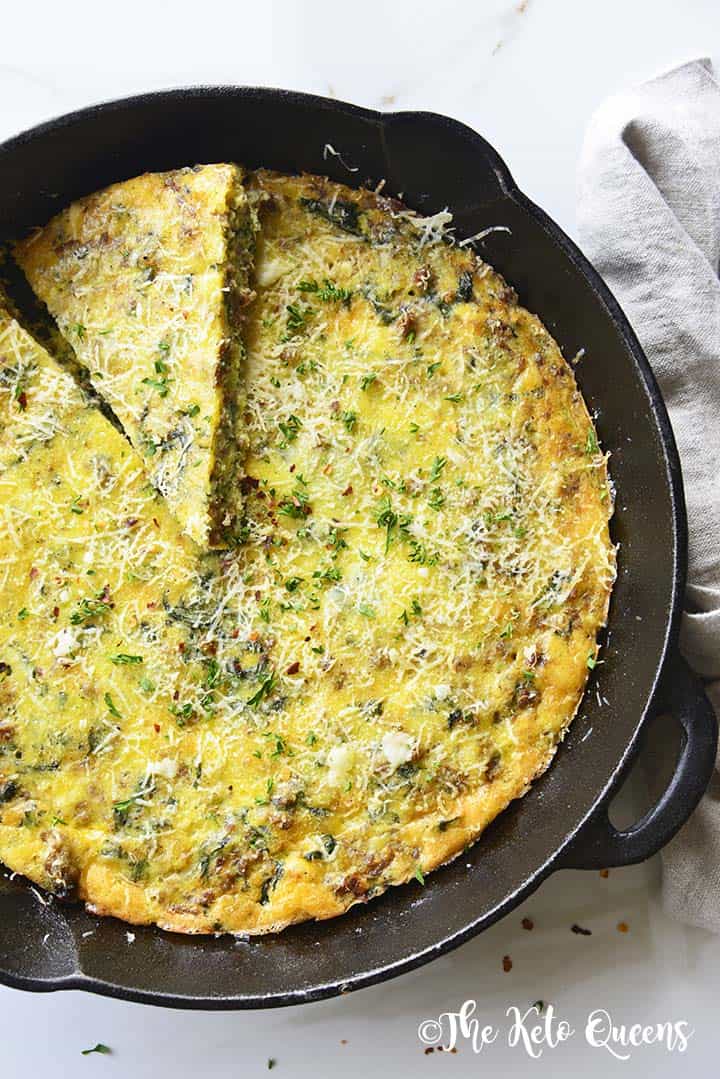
[[578, 58, 720, 931]]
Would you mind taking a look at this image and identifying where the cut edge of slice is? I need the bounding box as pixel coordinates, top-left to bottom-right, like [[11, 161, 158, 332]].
[[14, 163, 258, 551]]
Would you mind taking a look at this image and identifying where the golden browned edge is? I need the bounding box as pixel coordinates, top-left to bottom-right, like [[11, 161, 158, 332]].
[[5, 172, 615, 935]]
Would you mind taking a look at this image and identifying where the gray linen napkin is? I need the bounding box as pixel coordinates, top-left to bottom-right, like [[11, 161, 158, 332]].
[[578, 58, 720, 930]]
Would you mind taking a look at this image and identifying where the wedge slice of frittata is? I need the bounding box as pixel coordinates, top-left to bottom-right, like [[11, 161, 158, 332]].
[[15, 164, 257, 549]]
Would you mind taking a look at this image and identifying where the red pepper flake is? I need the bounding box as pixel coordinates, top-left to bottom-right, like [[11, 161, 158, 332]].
[[617, 921, 629, 933], [29, 567, 38, 579], [231, 628, 240, 638], [51, 606, 59, 620], [521, 917, 534, 931], [286, 661, 300, 675], [342, 485, 353, 496], [599, 869, 609, 878], [289, 464, 296, 473], [571, 924, 592, 936], [178, 642, 185, 652], [153, 724, 160, 733], [502, 955, 513, 972], [152, 517, 160, 528], [17, 391, 27, 410]]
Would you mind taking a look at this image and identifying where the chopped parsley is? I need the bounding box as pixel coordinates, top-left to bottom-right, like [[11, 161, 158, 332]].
[[109, 653, 143, 665], [104, 692, 122, 719], [428, 487, 445, 510], [298, 277, 352, 303], [429, 456, 446, 483], [285, 302, 313, 336], [246, 671, 276, 707], [341, 409, 357, 433], [278, 413, 303, 445], [81, 1044, 111, 1057], [278, 487, 312, 519], [376, 496, 398, 554], [71, 595, 111, 624]]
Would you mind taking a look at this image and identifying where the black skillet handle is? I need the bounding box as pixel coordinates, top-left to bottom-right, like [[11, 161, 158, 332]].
[[558, 652, 717, 870]]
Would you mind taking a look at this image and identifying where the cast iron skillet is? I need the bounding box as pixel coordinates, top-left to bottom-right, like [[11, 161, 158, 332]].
[[0, 87, 716, 1009]]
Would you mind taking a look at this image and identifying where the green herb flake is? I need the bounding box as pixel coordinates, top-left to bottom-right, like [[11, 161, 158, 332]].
[[428, 487, 445, 510], [278, 413, 303, 445], [285, 302, 313, 336], [376, 496, 398, 554], [141, 375, 171, 398], [429, 456, 446, 483], [81, 1044, 111, 1057], [71, 595, 111, 625], [414, 866, 425, 885], [109, 653, 143, 665], [278, 487, 312, 519], [246, 671, 277, 708], [104, 692, 122, 719]]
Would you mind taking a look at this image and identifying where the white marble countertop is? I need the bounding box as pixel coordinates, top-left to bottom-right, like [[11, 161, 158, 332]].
[[1, 1, 719, 1075]]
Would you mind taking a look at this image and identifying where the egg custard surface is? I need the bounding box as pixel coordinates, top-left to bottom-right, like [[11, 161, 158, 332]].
[[0, 170, 614, 933]]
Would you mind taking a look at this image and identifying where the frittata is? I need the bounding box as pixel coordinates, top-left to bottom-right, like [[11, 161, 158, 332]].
[[15, 164, 258, 549], [0, 169, 615, 935]]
